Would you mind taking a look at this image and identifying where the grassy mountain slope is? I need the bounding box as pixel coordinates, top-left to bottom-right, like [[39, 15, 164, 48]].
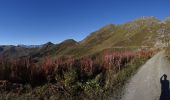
[[1, 17, 170, 59]]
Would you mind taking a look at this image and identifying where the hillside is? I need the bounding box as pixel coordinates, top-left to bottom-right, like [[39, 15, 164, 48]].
[[1, 17, 170, 59], [0, 17, 169, 100]]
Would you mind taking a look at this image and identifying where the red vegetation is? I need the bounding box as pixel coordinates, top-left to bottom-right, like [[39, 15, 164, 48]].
[[0, 49, 156, 85]]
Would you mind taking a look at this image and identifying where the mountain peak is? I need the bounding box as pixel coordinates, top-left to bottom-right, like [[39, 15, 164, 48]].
[[62, 39, 77, 43], [61, 39, 78, 46], [45, 42, 54, 45], [42, 42, 54, 48]]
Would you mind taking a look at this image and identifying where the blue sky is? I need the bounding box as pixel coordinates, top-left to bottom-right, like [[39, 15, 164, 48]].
[[0, 0, 170, 45]]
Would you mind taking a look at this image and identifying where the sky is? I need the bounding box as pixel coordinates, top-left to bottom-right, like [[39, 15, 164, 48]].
[[0, 0, 170, 45]]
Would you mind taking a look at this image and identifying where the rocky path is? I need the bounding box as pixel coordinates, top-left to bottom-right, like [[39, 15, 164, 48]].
[[121, 51, 170, 100]]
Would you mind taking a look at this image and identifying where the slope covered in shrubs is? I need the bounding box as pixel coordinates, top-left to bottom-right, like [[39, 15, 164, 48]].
[[0, 49, 156, 99]]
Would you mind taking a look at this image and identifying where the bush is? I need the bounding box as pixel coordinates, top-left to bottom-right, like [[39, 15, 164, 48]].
[[0, 49, 156, 99]]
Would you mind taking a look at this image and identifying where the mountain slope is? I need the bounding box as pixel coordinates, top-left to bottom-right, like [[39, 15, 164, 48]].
[[0, 45, 36, 58], [78, 17, 169, 55], [1, 17, 170, 59]]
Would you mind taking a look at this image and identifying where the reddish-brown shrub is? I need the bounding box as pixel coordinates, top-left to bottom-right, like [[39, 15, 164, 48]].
[[0, 49, 156, 85]]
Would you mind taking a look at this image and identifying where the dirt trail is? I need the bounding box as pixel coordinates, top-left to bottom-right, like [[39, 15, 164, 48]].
[[121, 51, 170, 100]]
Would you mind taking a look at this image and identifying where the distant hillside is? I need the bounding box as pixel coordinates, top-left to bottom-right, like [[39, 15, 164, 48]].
[[0, 45, 34, 58], [18, 44, 43, 48], [1, 16, 170, 59]]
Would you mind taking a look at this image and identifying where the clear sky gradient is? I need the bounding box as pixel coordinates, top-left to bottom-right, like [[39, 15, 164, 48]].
[[0, 0, 170, 45]]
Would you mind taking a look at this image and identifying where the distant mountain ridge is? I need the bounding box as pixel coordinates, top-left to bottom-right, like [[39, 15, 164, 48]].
[[1, 16, 170, 59], [18, 44, 43, 48]]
